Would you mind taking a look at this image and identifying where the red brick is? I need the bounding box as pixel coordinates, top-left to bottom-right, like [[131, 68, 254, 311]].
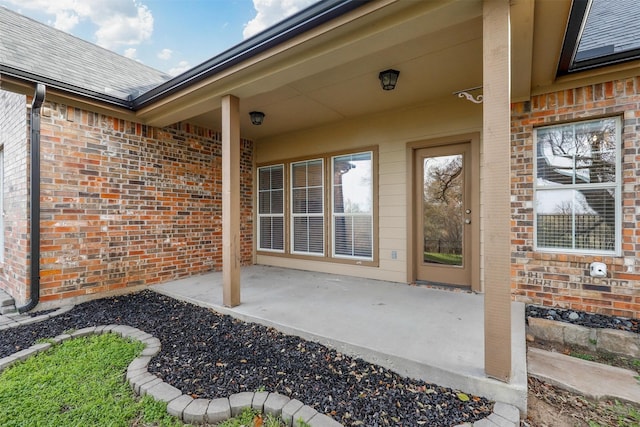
[[1, 99, 253, 305], [511, 78, 640, 319], [0, 91, 30, 303]]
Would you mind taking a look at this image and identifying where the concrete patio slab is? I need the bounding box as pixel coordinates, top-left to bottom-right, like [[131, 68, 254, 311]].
[[153, 265, 527, 412]]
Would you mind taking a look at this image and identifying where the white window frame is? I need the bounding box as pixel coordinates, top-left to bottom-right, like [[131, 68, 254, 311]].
[[533, 117, 622, 255], [257, 164, 285, 253]]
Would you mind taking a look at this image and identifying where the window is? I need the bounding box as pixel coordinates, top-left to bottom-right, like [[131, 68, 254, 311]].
[[257, 165, 284, 252], [291, 159, 324, 256], [332, 152, 373, 259], [534, 117, 620, 253], [257, 149, 375, 263]]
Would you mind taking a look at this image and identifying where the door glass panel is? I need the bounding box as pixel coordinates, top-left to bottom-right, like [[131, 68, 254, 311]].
[[422, 154, 463, 266]]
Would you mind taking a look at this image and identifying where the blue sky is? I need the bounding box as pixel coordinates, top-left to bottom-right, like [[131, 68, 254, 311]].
[[0, 0, 316, 75]]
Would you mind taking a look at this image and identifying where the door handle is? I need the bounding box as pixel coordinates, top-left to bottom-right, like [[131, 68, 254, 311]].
[[465, 219, 471, 224]]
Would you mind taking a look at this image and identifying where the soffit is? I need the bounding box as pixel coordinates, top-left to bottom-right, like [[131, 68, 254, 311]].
[[530, 0, 573, 91], [135, 0, 553, 140], [136, 0, 486, 140], [1, 0, 569, 140]]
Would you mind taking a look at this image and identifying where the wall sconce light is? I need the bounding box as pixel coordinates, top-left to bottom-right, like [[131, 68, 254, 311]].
[[249, 111, 265, 125], [378, 69, 400, 90]]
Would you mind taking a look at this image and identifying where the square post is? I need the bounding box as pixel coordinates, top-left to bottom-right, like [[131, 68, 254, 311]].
[[222, 94, 241, 307], [483, 0, 512, 381]]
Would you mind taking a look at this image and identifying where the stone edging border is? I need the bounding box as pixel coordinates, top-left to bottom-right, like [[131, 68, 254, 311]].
[[527, 317, 640, 358], [0, 305, 75, 330], [0, 320, 522, 426], [0, 324, 343, 426]]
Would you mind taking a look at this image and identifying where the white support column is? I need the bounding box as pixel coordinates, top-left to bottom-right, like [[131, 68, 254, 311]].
[[482, 0, 512, 382], [222, 94, 241, 307]]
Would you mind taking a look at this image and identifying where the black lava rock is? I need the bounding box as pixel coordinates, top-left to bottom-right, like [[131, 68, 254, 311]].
[[526, 305, 639, 334], [0, 291, 493, 426]]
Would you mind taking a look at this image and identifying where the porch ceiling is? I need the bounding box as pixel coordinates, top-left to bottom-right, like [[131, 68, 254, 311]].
[[134, 0, 562, 141]]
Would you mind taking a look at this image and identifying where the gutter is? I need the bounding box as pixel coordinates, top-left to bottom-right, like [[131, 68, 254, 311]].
[[18, 83, 46, 313], [133, 0, 369, 109], [0, 64, 133, 109]]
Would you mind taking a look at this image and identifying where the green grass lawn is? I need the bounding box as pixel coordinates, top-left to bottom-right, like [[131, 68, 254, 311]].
[[424, 252, 462, 266], [0, 333, 183, 427], [217, 407, 288, 427], [0, 333, 304, 427]]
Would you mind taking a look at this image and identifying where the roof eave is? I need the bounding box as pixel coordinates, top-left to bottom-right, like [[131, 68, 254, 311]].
[[0, 64, 134, 109], [556, 0, 590, 76], [564, 49, 640, 75], [131, 0, 370, 109], [556, 0, 640, 76]]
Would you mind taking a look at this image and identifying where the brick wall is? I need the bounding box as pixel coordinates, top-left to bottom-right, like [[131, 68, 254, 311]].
[[0, 90, 29, 305], [38, 102, 253, 302], [511, 77, 640, 319]]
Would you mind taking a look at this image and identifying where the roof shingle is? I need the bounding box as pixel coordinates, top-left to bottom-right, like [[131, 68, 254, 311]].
[[0, 6, 171, 101], [577, 0, 640, 60]]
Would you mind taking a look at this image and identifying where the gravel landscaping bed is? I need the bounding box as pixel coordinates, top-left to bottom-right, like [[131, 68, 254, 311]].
[[526, 305, 639, 334], [0, 291, 493, 426]]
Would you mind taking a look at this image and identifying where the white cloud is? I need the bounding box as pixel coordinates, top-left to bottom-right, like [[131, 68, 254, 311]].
[[2, 0, 153, 50], [93, 1, 154, 50], [158, 48, 173, 60], [243, 0, 317, 39], [1, 0, 90, 31], [124, 47, 138, 59], [168, 61, 190, 76], [52, 10, 79, 32]]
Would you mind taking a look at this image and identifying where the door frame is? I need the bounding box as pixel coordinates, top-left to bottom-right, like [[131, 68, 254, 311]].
[[406, 133, 481, 292]]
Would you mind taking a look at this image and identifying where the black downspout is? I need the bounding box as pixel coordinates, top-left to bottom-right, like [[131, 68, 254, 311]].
[[18, 83, 46, 313]]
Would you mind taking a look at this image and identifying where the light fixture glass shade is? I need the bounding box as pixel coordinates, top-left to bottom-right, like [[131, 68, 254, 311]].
[[378, 69, 400, 90], [249, 111, 265, 125]]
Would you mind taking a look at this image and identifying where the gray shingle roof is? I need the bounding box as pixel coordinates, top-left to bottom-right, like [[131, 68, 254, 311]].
[[577, 0, 640, 60], [0, 6, 171, 101]]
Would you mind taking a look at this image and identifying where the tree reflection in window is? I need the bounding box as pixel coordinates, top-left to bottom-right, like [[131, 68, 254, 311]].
[[422, 154, 463, 266], [535, 118, 619, 252]]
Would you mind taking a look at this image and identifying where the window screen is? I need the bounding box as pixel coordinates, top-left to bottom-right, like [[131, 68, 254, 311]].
[[291, 159, 324, 255], [332, 152, 373, 259], [534, 117, 620, 253], [257, 165, 284, 252]]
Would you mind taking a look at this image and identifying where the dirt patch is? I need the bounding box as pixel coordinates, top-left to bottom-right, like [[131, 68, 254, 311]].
[[525, 340, 640, 427], [526, 377, 640, 427]]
